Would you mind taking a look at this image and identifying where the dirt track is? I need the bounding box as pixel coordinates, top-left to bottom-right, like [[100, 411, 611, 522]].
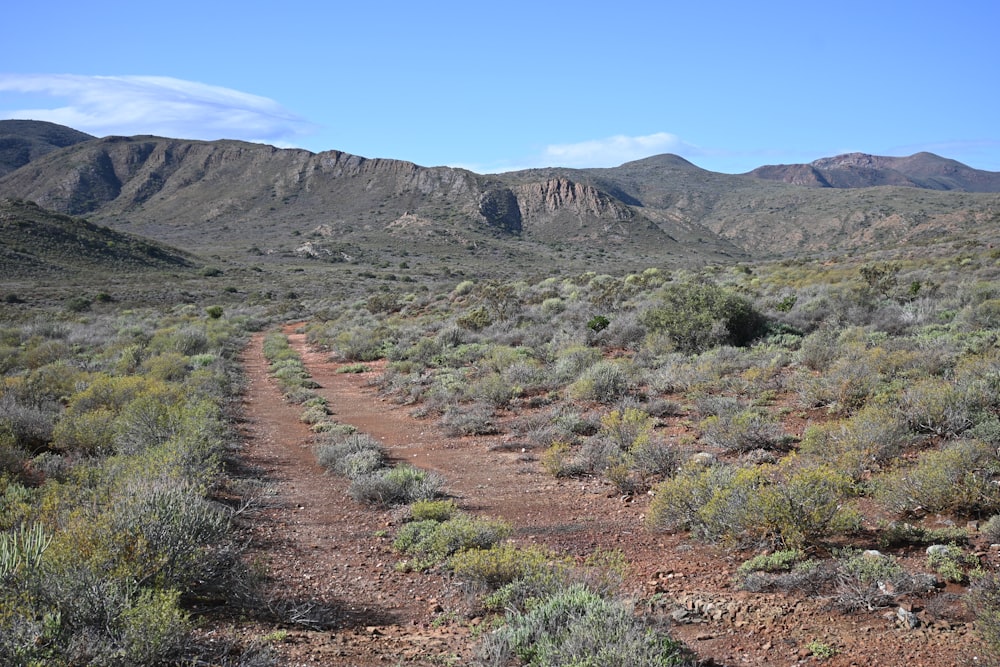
[[235, 325, 982, 666]]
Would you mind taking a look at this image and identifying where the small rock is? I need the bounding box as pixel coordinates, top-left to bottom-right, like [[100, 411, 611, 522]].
[[896, 606, 920, 630]]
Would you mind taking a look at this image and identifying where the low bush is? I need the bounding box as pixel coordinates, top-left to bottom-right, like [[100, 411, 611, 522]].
[[410, 499, 458, 522], [698, 408, 787, 454], [968, 571, 1000, 659], [393, 514, 511, 571], [832, 550, 929, 612], [450, 543, 565, 591], [441, 401, 498, 436], [316, 433, 386, 479], [736, 549, 805, 578], [348, 464, 444, 507], [475, 584, 692, 667], [642, 282, 768, 354], [568, 360, 633, 404], [648, 459, 856, 548], [875, 439, 1000, 517], [876, 521, 969, 550], [926, 544, 979, 583], [799, 403, 908, 480]]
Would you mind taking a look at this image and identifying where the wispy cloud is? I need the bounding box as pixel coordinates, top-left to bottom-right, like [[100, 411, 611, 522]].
[[539, 132, 701, 169], [0, 74, 315, 145], [464, 132, 706, 173]]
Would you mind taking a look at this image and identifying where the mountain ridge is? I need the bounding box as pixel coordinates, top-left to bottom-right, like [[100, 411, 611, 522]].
[[1, 121, 998, 270], [746, 151, 1000, 192]]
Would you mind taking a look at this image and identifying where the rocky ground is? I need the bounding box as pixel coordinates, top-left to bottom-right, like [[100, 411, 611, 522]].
[[232, 324, 989, 666]]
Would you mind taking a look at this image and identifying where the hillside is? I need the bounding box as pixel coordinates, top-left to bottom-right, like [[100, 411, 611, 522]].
[[1, 122, 999, 269], [0, 197, 194, 278], [0, 119, 94, 177]]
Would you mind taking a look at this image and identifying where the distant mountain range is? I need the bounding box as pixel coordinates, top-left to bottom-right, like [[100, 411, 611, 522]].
[[746, 152, 1000, 192], [1, 120, 998, 273]]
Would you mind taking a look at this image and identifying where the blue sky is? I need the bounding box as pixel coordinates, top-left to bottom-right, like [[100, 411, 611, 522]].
[[2, 1, 998, 174]]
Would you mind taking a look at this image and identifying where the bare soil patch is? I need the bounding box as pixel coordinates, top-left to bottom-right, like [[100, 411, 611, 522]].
[[235, 324, 986, 666]]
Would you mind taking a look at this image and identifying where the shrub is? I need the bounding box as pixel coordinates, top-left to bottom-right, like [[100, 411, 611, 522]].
[[968, 571, 1000, 658], [475, 584, 691, 667], [642, 282, 768, 353], [552, 345, 603, 383], [799, 403, 908, 480], [393, 514, 511, 570], [450, 543, 565, 591], [316, 433, 387, 478], [699, 408, 787, 454], [752, 461, 859, 548], [876, 521, 969, 550], [833, 550, 925, 611], [348, 465, 444, 507], [441, 402, 498, 436], [410, 499, 458, 522], [646, 463, 740, 539], [875, 439, 1000, 517], [736, 549, 805, 578], [0, 522, 52, 580], [599, 407, 654, 452], [898, 377, 977, 438], [569, 360, 632, 403], [926, 544, 979, 583]]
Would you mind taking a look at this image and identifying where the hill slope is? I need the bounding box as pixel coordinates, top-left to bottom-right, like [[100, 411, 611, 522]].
[[0, 197, 194, 278], [0, 120, 94, 177]]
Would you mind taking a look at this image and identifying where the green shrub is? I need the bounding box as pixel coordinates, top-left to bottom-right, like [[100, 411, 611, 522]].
[[393, 514, 511, 570], [737, 549, 805, 578], [599, 407, 654, 452], [642, 282, 768, 353], [450, 543, 566, 591], [752, 461, 859, 548], [649, 459, 856, 548], [348, 464, 444, 507], [646, 463, 744, 541], [0, 522, 51, 580], [569, 360, 632, 403], [968, 571, 1000, 658], [875, 439, 1000, 517], [799, 403, 908, 480], [898, 377, 977, 438], [476, 584, 690, 667], [410, 499, 458, 522], [876, 521, 969, 550], [926, 544, 978, 583], [699, 408, 786, 454]]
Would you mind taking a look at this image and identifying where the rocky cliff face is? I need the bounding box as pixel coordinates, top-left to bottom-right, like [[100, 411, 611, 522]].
[[512, 177, 633, 221]]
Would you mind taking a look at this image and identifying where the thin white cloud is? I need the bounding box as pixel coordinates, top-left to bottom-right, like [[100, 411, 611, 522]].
[[540, 132, 700, 168], [464, 132, 705, 173], [0, 74, 315, 145]]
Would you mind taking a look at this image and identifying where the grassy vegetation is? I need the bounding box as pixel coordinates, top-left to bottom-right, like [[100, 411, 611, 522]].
[[0, 300, 289, 665], [297, 239, 1000, 658], [5, 196, 1000, 663]]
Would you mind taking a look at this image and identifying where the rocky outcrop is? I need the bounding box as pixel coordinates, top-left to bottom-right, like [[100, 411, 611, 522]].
[[513, 177, 634, 222], [477, 187, 522, 233]]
